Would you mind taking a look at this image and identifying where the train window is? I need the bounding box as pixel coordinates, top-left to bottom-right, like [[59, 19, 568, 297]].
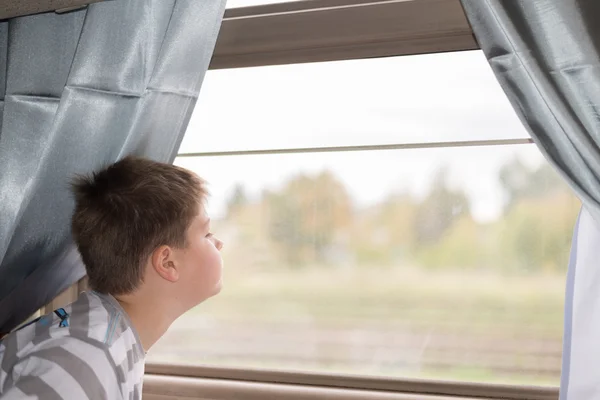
[[147, 51, 578, 386]]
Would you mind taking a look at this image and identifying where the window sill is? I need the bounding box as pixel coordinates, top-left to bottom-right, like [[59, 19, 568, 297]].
[[144, 363, 559, 400]]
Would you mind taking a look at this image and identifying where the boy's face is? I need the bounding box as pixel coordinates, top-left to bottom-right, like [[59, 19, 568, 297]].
[[176, 205, 223, 308]]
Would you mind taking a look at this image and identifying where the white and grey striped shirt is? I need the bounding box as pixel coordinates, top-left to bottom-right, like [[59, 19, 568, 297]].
[[0, 291, 145, 399]]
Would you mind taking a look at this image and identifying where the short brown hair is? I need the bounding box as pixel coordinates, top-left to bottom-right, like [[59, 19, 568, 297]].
[[71, 156, 206, 295]]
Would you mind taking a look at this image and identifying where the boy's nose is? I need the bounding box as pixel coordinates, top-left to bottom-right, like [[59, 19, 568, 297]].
[[215, 238, 224, 251]]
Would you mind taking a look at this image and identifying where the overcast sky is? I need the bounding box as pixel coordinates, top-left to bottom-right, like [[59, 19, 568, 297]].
[[176, 41, 545, 223]]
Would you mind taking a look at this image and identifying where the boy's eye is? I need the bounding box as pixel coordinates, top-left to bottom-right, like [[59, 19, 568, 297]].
[[206, 232, 213, 238]]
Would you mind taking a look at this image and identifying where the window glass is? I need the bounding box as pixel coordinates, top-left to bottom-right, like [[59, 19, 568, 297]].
[[179, 51, 529, 155], [149, 143, 577, 386]]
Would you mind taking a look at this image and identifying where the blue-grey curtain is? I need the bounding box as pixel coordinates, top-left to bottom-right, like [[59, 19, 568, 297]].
[[460, 1, 600, 398], [0, 0, 225, 334]]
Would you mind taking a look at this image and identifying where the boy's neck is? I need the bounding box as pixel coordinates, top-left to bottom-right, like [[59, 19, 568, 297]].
[[114, 294, 178, 353]]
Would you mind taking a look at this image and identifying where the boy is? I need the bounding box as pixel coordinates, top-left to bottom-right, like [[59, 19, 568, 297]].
[[0, 156, 223, 399]]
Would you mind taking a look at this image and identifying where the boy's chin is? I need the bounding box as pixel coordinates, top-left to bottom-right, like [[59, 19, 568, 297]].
[[210, 280, 223, 297], [194, 280, 223, 305]]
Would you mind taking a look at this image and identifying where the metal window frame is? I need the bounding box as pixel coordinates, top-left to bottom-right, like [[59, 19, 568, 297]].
[[144, 364, 559, 400], [210, 0, 479, 69]]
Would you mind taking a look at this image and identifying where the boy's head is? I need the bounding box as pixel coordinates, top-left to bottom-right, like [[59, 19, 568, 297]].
[[70, 156, 223, 311]]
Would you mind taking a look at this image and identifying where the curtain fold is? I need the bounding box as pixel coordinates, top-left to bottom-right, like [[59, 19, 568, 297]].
[[0, 0, 226, 334], [460, 1, 600, 220], [460, 1, 600, 398]]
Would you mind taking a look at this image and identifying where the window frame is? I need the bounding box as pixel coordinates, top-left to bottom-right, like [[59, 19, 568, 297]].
[[144, 364, 559, 400], [210, 0, 479, 69], [148, 1, 561, 397], [39, 0, 559, 397]]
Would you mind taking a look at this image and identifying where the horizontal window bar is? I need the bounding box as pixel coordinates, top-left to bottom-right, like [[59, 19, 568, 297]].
[[177, 138, 534, 158], [145, 364, 558, 400], [224, 0, 415, 18], [143, 374, 454, 400]]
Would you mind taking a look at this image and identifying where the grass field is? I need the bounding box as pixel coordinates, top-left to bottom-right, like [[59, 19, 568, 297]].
[[148, 265, 565, 387]]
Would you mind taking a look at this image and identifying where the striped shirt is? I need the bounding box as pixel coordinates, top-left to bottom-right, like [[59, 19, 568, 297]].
[[0, 291, 145, 399]]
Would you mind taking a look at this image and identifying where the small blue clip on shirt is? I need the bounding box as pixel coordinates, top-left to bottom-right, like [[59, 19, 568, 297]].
[[54, 308, 69, 328]]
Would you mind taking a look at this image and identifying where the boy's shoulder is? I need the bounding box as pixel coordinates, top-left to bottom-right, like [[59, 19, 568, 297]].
[[0, 292, 145, 399], [0, 291, 144, 371]]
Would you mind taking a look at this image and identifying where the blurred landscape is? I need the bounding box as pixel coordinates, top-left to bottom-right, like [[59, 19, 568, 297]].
[[149, 155, 579, 386]]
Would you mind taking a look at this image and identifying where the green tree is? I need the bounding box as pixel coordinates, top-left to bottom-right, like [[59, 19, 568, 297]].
[[413, 169, 471, 246], [263, 171, 353, 266], [497, 158, 580, 273], [416, 214, 491, 270], [226, 183, 249, 218], [351, 194, 418, 265], [497, 192, 579, 273], [500, 158, 568, 212]]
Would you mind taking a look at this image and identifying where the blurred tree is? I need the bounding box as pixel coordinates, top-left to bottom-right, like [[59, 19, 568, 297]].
[[497, 192, 579, 273], [497, 158, 580, 272], [413, 169, 470, 246], [416, 214, 491, 270], [220, 158, 580, 274], [226, 183, 249, 218], [351, 194, 418, 266], [498, 159, 580, 271], [263, 171, 353, 266], [500, 158, 569, 212]]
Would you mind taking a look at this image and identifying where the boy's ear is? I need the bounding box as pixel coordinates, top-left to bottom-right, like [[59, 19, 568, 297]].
[[151, 245, 179, 282]]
